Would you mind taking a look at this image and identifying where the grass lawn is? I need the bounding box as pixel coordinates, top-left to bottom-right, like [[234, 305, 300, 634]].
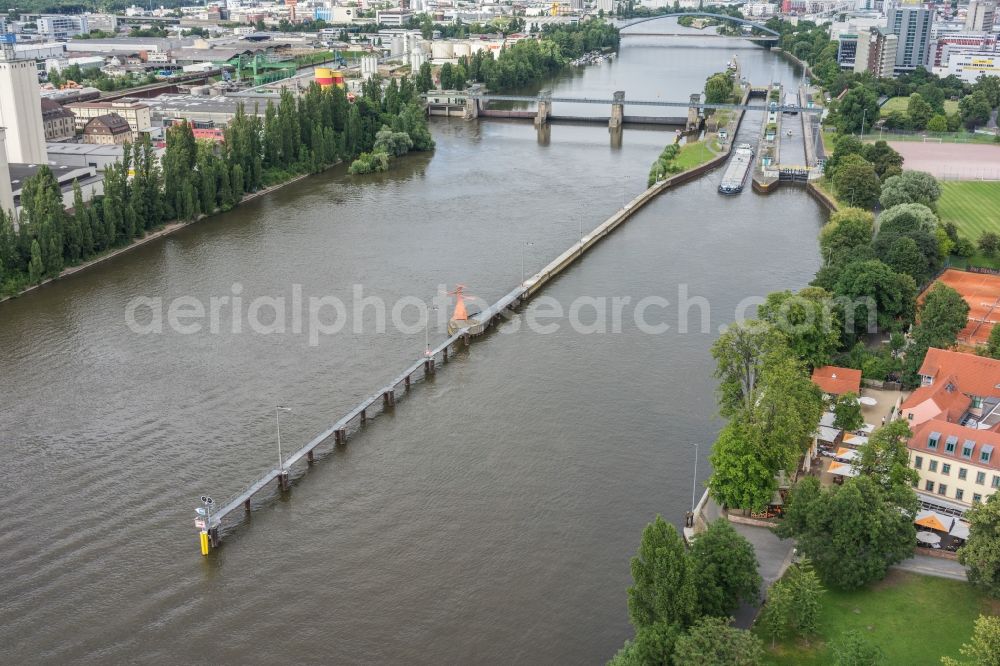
[[675, 140, 717, 170], [758, 571, 999, 665], [939, 181, 1000, 268], [881, 96, 959, 116]]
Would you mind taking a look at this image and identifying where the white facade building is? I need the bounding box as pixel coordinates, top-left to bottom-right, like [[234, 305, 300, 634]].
[[0, 43, 48, 164], [36, 15, 89, 38], [946, 52, 1000, 81], [965, 0, 997, 33]]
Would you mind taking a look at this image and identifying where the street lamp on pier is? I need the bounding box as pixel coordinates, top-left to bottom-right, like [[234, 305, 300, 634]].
[[275, 406, 292, 473], [521, 241, 534, 285]]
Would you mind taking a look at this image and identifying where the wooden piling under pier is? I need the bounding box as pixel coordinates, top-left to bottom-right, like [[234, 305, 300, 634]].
[[200, 100, 750, 549]]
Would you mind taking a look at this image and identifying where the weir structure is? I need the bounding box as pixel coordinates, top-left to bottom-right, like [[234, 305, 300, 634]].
[[195, 93, 753, 555]]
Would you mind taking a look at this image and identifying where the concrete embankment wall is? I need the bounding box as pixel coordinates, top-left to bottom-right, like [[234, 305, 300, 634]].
[[805, 182, 839, 212]]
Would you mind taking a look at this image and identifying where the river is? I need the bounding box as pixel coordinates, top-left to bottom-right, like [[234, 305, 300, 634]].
[[0, 27, 824, 664]]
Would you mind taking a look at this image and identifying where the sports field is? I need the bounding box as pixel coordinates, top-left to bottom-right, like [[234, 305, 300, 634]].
[[939, 181, 1000, 239], [890, 142, 1000, 180], [939, 181, 1000, 268]]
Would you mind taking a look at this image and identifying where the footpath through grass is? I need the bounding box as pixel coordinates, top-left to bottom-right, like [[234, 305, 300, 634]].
[[758, 570, 999, 665], [939, 181, 1000, 268]]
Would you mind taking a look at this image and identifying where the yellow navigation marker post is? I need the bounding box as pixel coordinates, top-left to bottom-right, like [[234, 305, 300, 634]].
[[200, 530, 210, 556]]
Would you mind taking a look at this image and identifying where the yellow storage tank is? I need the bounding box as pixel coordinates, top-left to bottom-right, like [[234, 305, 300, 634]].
[[315, 67, 346, 89]]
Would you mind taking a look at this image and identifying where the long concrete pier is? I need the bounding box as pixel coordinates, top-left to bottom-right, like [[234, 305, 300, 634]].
[[198, 102, 749, 552]]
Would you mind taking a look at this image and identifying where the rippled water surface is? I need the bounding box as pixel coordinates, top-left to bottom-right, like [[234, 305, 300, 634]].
[[0, 30, 824, 664]]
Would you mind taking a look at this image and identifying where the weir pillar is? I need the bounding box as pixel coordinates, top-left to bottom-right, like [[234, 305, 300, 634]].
[[609, 90, 624, 129], [464, 84, 481, 120], [534, 89, 552, 127], [687, 93, 702, 132]]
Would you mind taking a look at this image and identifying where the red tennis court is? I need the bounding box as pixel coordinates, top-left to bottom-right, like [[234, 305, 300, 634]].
[[927, 269, 1000, 345]]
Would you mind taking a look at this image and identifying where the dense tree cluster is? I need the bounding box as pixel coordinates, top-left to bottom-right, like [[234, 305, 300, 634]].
[[777, 474, 915, 589], [822, 135, 903, 208], [707, 321, 825, 511], [458, 20, 619, 92], [756, 561, 824, 647], [0, 79, 433, 297], [609, 517, 763, 665], [647, 144, 683, 185]]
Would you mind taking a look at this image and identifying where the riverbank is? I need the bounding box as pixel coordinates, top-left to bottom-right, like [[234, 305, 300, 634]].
[[0, 167, 328, 305]]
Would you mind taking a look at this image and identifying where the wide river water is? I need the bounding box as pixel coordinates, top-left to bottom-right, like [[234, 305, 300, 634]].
[[1, 28, 826, 664]]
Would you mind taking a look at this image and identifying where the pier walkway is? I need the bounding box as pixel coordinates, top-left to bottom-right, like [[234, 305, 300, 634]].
[[198, 102, 751, 553]]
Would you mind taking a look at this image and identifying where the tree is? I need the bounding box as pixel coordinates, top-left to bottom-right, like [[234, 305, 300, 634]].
[[704, 72, 734, 105], [27, 239, 44, 283], [960, 91, 992, 129], [439, 62, 454, 90], [689, 519, 761, 618], [708, 422, 777, 512], [627, 515, 698, 630], [756, 560, 824, 647], [710, 320, 787, 418], [607, 620, 681, 666], [973, 75, 1000, 108], [879, 171, 941, 210], [906, 93, 933, 129], [671, 616, 764, 666], [979, 232, 1000, 258], [855, 420, 919, 499], [873, 203, 941, 280], [834, 260, 917, 333], [832, 154, 880, 209], [373, 125, 413, 157], [831, 631, 885, 665], [777, 476, 915, 589], [823, 134, 864, 182], [818, 208, 874, 266], [832, 392, 864, 432], [757, 288, 843, 369], [927, 114, 948, 132], [941, 615, 1000, 666], [984, 325, 1000, 360], [913, 283, 970, 350], [861, 141, 903, 180], [836, 85, 879, 134], [884, 236, 928, 283], [958, 493, 1000, 598]]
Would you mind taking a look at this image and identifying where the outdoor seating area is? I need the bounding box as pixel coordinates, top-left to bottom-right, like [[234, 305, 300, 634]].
[[913, 509, 969, 554]]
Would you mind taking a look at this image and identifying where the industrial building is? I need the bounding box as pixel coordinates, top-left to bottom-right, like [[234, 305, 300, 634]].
[[0, 37, 48, 165], [9, 162, 103, 216]]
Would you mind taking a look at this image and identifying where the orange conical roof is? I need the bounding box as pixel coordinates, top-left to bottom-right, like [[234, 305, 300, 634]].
[[452, 293, 468, 321]]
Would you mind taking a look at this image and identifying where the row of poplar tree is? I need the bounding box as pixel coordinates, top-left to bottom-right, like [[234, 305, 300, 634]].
[[0, 77, 434, 296]]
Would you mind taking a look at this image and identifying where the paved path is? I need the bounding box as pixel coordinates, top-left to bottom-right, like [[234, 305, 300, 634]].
[[700, 496, 795, 628], [892, 553, 967, 581]]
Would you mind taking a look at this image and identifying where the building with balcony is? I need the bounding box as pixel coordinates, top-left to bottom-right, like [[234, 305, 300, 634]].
[[888, 3, 934, 72]]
